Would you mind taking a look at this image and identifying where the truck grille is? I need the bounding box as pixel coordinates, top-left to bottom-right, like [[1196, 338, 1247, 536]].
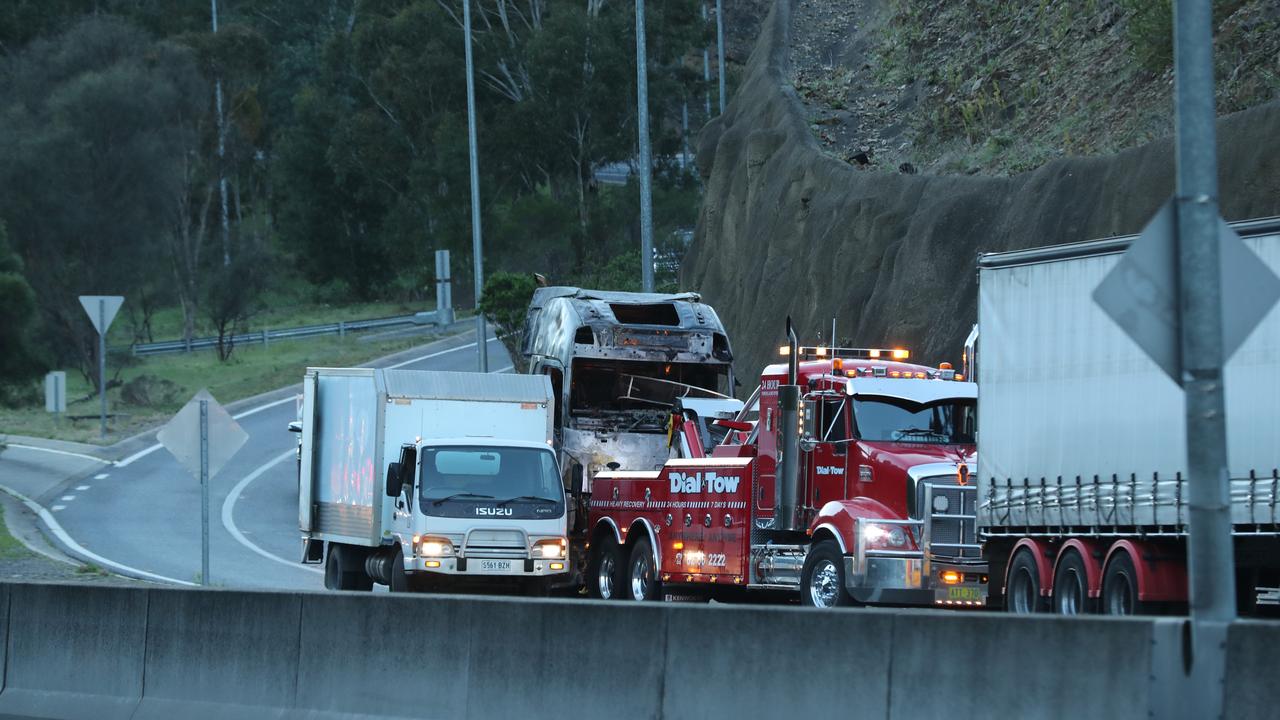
[[925, 482, 981, 561], [463, 529, 529, 559]]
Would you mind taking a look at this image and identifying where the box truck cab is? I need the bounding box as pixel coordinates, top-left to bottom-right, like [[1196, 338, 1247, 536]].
[[297, 368, 565, 593]]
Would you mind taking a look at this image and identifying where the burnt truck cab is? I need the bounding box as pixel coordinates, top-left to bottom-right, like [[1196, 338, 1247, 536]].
[[522, 286, 734, 486], [742, 348, 985, 606]]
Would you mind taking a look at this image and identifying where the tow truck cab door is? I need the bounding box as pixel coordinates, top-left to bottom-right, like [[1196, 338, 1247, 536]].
[[805, 395, 851, 517]]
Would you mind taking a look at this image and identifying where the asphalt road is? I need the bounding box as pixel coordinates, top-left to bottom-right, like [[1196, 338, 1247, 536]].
[[48, 331, 511, 589]]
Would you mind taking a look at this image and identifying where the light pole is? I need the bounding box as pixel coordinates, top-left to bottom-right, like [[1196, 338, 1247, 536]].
[[463, 0, 488, 371], [716, 0, 726, 113], [635, 0, 654, 292]]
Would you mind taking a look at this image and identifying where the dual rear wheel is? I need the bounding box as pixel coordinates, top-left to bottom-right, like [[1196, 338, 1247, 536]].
[[587, 533, 660, 601], [1005, 545, 1151, 616]]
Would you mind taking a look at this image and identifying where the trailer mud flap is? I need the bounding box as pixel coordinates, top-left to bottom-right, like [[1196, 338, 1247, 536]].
[[302, 538, 324, 564]]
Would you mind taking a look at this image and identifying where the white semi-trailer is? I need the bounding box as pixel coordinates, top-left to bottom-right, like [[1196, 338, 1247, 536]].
[[976, 217, 1280, 615], [297, 368, 566, 593]]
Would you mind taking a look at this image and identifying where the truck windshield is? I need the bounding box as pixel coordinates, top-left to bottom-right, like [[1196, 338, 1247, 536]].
[[853, 397, 976, 444], [418, 446, 563, 518]]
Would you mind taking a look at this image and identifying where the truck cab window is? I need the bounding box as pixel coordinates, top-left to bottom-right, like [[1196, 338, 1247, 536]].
[[821, 398, 849, 454]]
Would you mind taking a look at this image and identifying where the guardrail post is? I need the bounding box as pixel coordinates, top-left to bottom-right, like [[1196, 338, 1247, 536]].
[[185, 335, 191, 353], [338, 320, 345, 339], [262, 328, 269, 349]]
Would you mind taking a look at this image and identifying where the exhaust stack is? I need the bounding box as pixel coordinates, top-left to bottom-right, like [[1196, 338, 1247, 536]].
[[776, 318, 800, 531]]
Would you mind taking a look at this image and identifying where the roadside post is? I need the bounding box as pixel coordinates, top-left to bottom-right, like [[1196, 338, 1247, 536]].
[[435, 249, 454, 326], [158, 390, 248, 586], [44, 371, 66, 425], [1093, 1, 1280, 716], [78, 295, 124, 439]]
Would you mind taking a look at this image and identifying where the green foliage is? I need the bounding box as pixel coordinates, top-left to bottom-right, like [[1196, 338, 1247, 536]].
[[0, 221, 45, 404], [479, 271, 537, 372], [1118, 0, 1174, 72]]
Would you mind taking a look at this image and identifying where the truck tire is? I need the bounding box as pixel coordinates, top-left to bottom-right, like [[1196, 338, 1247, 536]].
[[801, 540, 855, 608], [325, 544, 373, 592], [389, 549, 411, 593], [1005, 547, 1047, 613], [625, 536, 661, 601], [587, 534, 624, 600], [1052, 549, 1095, 615], [1101, 551, 1151, 616]]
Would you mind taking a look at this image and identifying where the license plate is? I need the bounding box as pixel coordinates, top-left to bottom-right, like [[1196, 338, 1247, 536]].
[[476, 559, 515, 573], [946, 586, 984, 602]]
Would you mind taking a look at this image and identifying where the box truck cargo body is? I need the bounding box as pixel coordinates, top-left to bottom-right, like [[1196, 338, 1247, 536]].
[[297, 368, 563, 592], [977, 217, 1280, 615]]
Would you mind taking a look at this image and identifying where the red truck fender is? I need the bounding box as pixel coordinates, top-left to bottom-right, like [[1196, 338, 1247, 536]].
[[1102, 539, 1187, 603], [592, 517, 623, 547], [811, 498, 907, 555], [622, 517, 662, 570]]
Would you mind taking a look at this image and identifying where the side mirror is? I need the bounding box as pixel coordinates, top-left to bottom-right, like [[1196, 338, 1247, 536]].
[[287, 421, 302, 433], [385, 462, 403, 497], [799, 436, 818, 453]]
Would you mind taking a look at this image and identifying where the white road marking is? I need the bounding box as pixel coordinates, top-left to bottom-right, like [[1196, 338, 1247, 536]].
[[221, 449, 322, 575], [7, 444, 109, 464], [60, 495, 75, 502], [94, 473, 109, 480], [114, 443, 163, 468], [52, 505, 65, 512], [76, 485, 90, 491], [385, 336, 498, 370]]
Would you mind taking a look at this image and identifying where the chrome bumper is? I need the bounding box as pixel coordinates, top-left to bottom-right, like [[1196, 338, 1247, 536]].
[[407, 556, 569, 577], [844, 554, 988, 607]]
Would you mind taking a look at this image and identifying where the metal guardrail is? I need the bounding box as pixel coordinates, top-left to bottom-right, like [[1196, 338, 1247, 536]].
[[122, 310, 454, 357]]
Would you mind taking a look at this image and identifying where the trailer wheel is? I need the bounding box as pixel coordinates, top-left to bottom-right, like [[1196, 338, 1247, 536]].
[[1006, 548, 1047, 613], [587, 534, 623, 600], [1052, 549, 1095, 615], [625, 536, 661, 601], [1102, 551, 1150, 616], [325, 544, 373, 592], [801, 540, 854, 608]]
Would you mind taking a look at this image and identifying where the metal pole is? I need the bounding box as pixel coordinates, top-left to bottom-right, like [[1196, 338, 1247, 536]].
[[715, 0, 726, 114], [702, 4, 711, 117], [1174, 0, 1233, 716], [463, 0, 489, 370], [199, 399, 210, 586], [98, 299, 107, 439], [635, 0, 654, 293], [212, 0, 230, 267]]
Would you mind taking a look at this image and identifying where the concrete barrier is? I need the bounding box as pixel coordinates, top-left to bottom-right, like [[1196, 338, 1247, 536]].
[[0, 584, 145, 720], [0, 581, 1274, 719]]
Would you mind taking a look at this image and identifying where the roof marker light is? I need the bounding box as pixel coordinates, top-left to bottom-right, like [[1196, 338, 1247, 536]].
[[779, 345, 791, 356], [869, 349, 881, 358], [892, 348, 910, 360]]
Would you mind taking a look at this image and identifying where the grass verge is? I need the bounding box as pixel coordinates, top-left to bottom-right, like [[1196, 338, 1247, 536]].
[[0, 504, 34, 560], [0, 331, 442, 445]]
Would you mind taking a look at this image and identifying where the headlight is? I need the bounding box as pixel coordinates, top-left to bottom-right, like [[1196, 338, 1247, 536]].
[[534, 538, 567, 559], [932, 494, 950, 513], [416, 537, 454, 557], [862, 523, 908, 548]]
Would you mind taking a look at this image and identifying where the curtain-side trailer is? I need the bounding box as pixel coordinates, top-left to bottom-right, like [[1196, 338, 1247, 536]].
[[976, 217, 1280, 615]]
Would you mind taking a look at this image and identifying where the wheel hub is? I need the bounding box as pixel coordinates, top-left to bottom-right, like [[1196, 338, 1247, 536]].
[[809, 560, 840, 607]]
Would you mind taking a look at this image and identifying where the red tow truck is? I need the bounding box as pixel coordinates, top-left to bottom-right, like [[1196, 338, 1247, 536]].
[[584, 324, 988, 607]]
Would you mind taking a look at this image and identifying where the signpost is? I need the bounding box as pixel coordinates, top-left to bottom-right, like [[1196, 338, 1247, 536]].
[[158, 390, 247, 586], [1094, 2, 1280, 716], [78, 295, 124, 439]]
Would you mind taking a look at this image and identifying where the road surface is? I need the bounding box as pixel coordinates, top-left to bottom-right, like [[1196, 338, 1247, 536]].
[[46, 331, 510, 589]]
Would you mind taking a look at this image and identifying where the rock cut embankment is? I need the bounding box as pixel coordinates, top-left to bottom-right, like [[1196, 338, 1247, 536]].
[[686, 0, 1280, 384]]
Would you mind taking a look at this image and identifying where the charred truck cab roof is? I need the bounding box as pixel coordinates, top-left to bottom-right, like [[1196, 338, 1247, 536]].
[[522, 287, 735, 483]]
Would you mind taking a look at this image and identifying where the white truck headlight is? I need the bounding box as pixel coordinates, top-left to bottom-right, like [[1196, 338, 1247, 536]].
[[417, 537, 454, 557], [862, 523, 908, 549], [534, 538, 567, 559]]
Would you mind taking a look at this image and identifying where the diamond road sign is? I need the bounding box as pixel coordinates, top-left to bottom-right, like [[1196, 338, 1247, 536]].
[[157, 390, 248, 480], [78, 295, 124, 336], [1093, 201, 1280, 385]]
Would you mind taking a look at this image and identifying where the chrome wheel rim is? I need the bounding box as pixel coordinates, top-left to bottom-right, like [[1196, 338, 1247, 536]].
[[598, 553, 616, 599], [809, 560, 840, 607], [629, 551, 653, 600]]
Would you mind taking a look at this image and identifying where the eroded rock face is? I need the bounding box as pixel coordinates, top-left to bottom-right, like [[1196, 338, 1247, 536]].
[[688, 0, 1280, 387]]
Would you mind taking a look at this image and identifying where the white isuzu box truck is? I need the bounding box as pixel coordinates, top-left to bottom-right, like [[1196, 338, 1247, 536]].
[[297, 368, 565, 593]]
